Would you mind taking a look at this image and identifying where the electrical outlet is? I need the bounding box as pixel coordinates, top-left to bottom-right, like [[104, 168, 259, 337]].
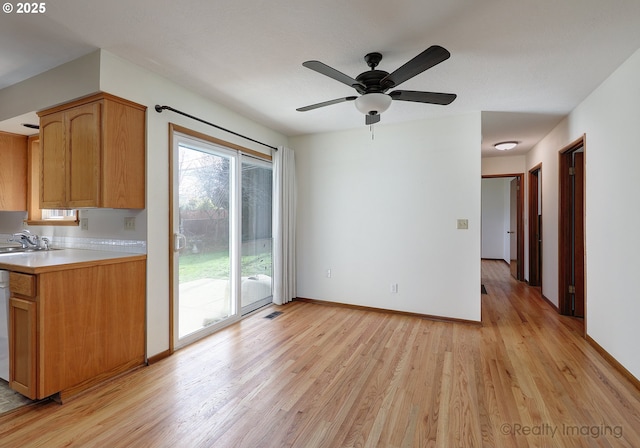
[[124, 217, 136, 231], [457, 219, 469, 230], [80, 218, 89, 231], [326, 269, 331, 278], [390, 283, 398, 293]]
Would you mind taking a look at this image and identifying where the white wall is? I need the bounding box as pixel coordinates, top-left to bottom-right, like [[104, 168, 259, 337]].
[[524, 122, 567, 305], [481, 155, 526, 176], [0, 51, 100, 121], [481, 178, 511, 262], [568, 48, 640, 380], [290, 113, 481, 322]]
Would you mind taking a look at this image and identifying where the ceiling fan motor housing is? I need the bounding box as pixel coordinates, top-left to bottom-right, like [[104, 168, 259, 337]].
[[355, 55, 393, 116], [355, 70, 391, 94]]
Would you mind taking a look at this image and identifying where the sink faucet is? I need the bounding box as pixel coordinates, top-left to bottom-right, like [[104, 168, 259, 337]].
[[8, 230, 40, 249]]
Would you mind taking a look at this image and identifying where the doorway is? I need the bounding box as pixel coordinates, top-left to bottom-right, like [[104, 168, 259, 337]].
[[528, 165, 542, 287], [481, 174, 524, 281], [169, 125, 273, 350], [558, 136, 585, 318]]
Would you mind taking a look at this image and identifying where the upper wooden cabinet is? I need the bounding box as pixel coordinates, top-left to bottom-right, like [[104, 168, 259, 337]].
[[0, 131, 28, 211], [38, 93, 146, 209]]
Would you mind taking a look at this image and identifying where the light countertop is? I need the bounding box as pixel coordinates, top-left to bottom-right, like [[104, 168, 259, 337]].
[[0, 248, 146, 274]]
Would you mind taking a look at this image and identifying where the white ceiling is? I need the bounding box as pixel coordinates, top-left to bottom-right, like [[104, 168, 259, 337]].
[[2, 0, 640, 157]]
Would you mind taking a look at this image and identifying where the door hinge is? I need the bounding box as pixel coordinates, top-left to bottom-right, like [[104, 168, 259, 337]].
[[568, 284, 576, 294], [569, 167, 576, 176]]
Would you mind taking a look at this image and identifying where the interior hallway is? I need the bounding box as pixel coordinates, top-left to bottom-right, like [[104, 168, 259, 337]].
[[0, 260, 639, 447]]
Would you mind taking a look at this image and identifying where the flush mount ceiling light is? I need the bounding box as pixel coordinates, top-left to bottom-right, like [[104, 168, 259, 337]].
[[494, 141, 518, 151]]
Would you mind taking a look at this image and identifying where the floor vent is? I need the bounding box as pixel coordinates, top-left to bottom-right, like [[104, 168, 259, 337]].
[[264, 311, 283, 320]]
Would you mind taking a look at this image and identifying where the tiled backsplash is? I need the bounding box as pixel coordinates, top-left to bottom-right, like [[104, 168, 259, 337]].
[[0, 234, 146, 254]]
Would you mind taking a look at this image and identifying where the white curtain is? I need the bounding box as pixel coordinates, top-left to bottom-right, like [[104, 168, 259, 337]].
[[272, 146, 297, 305]]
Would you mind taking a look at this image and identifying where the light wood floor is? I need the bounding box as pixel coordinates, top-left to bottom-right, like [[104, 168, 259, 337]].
[[1, 260, 639, 447]]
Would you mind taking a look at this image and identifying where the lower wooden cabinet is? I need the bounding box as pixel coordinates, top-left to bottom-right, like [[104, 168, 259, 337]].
[[8, 297, 37, 399], [8, 258, 146, 401]]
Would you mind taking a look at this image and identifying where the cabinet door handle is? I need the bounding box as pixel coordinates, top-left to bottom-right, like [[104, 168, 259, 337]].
[[174, 233, 186, 252]]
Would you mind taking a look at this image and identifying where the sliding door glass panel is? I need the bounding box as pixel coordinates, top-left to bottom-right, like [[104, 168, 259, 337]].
[[176, 140, 236, 341], [240, 157, 273, 315]]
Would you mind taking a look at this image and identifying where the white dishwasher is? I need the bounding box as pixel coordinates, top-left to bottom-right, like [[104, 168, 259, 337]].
[[0, 270, 9, 381]]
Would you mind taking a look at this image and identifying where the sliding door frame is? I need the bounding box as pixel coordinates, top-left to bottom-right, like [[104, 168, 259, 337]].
[[168, 123, 272, 353]]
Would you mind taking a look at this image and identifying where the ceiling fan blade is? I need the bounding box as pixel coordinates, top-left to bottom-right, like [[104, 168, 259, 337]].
[[296, 96, 357, 112], [365, 113, 381, 125], [390, 90, 457, 105], [381, 45, 451, 89], [302, 61, 365, 90]]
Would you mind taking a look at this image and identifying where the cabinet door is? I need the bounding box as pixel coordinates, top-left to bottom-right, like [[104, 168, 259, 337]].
[[101, 98, 146, 208], [0, 132, 28, 211], [66, 102, 101, 207], [40, 111, 67, 208], [40, 102, 101, 208], [9, 297, 37, 400]]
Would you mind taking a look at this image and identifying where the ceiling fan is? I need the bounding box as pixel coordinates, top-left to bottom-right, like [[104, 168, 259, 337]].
[[297, 45, 457, 125]]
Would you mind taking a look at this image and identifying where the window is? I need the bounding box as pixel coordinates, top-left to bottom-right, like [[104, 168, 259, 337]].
[[40, 209, 78, 220]]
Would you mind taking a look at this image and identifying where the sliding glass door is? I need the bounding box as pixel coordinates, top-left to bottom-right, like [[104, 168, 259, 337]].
[[172, 130, 272, 348], [173, 136, 236, 345], [240, 157, 273, 315]]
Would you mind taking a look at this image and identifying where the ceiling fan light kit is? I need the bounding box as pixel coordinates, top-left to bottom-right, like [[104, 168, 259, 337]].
[[354, 93, 392, 115], [297, 46, 457, 126]]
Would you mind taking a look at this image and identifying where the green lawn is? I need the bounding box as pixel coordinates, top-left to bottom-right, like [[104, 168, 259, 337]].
[[179, 250, 272, 282]]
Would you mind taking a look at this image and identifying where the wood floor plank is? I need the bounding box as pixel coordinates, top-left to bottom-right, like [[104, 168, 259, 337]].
[[1, 260, 640, 447]]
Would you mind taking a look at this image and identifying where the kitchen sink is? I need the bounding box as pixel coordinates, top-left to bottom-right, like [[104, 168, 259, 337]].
[[0, 247, 60, 255]]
